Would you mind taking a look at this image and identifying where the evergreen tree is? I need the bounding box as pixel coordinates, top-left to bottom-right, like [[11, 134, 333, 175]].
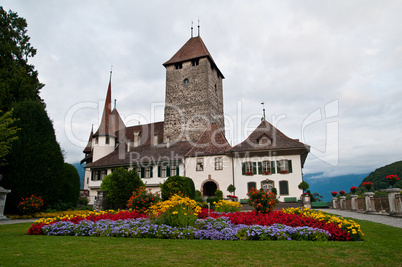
[[0, 7, 44, 113], [60, 163, 81, 207], [0, 110, 19, 165], [0, 101, 64, 213]]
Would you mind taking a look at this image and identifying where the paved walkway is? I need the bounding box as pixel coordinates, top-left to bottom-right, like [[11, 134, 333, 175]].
[[0, 218, 36, 225], [319, 209, 402, 228]]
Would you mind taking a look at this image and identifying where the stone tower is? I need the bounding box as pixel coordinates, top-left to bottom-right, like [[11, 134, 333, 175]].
[[163, 35, 225, 143]]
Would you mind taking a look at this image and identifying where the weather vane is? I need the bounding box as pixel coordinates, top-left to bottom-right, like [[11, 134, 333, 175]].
[[261, 102, 266, 121]]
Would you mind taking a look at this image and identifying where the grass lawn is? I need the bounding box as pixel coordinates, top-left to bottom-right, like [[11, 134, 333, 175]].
[[0, 218, 401, 266]]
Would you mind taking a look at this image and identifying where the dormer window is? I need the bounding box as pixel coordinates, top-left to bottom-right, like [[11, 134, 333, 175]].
[[153, 134, 158, 146], [175, 63, 182, 69], [183, 78, 189, 86], [134, 132, 140, 147], [258, 136, 271, 146]]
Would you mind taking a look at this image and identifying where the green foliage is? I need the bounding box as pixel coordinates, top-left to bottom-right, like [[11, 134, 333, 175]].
[[360, 160, 402, 191], [298, 181, 309, 192], [247, 187, 277, 213], [78, 197, 89, 206], [227, 184, 236, 194], [195, 190, 202, 198], [100, 167, 144, 209], [0, 101, 64, 213], [0, 110, 19, 165], [59, 163, 80, 207], [271, 188, 277, 195], [126, 186, 160, 213], [308, 191, 323, 202], [214, 190, 223, 199], [206, 197, 219, 208], [0, 7, 44, 113], [160, 175, 195, 200]]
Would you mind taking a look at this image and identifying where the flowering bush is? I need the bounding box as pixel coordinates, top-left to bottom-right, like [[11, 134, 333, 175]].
[[226, 195, 238, 199], [350, 186, 357, 194], [245, 171, 253, 176], [331, 191, 337, 197], [262, 171, 271, 175], [363, 182, 373, 191], [17, 195, 44, 215], [149, 194, 201, 228], [213, 199, 242, 213], [339, 190, 346, 196], [247, 188, 277, 213], [126, 186, 160, 213]]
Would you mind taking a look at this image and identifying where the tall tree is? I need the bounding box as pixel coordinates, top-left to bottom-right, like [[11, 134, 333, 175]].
[[60, 163, 81, 207], [0, 110, 19, 165], [0, 101, 64, 213], [0, 7, 44, 113]]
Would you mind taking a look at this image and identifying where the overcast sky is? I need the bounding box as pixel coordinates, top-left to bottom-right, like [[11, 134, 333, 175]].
[[3, 0, 402, 178]]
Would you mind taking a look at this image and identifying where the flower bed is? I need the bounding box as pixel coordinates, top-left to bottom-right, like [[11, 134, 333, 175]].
[[27, 207, 363, 241]]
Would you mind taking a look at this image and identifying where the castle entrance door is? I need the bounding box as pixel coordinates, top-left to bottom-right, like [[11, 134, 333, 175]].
[[203, 181, 217, 196]]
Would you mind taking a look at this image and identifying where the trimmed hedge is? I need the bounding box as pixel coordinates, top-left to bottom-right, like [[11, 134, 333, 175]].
[[161, 175, 196, 200]]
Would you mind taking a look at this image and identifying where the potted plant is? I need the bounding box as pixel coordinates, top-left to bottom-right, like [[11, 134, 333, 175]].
[[386, 175, 400, 188], [331, 191, 338, 197], [350, 186, 357, 194], [362, 182, 373, 192], [339, 190, 346, 196]]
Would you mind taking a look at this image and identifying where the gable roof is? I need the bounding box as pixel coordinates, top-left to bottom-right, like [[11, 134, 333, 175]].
[[230, 120, 309, 153], [185, 123, 231, 157], [163, 36, 224, 78]]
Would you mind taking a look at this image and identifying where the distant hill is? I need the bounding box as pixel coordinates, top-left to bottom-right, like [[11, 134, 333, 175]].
[[304, 173, 369, 202], [360, 160, 402, 190], [72, 162, 85, 189]]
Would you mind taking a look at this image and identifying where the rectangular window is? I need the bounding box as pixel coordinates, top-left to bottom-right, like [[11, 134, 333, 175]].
[[277, 160, 293, 174], [134, 133, 140, 147], [248, 182, 257, 193], [144, 166, 153, 178], [262, 161, 271, 175], [191, 59, 199, 66], [279, 181, 289, 195], [160, 166, 167, 178], [95, 137, 98, 144], [196, 158, 204, 171], [243, 162, 255, 175], [105, 137, 109, 144], [175, 63, 182, 69], [171, 166, 177, 176], [101, 170, 107, 180], [215, 157, 223, 170]]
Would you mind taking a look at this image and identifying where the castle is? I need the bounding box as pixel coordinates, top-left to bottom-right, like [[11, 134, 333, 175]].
[[82, 33, 310, 204]]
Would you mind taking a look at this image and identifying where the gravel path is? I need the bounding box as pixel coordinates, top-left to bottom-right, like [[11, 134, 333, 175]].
[[319, 209, 402, 228]]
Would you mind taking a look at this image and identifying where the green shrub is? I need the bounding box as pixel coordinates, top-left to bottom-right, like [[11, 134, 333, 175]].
[[100, 167, 144, 209], [160, 175, 195, 200], [247, 187, 277, 213], [78, 197, 89, 206], [206, 197, 219, 208], [213, 199, 242, 212], [215, 190, 223, 199], [195, 190, 202, 198], [227, 184, 236, 194], [60, 163, 81, 207]]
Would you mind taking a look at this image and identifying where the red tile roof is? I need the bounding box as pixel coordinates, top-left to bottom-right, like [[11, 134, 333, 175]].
[[163, 36, 224, 78], [186, 123, 231, 157]]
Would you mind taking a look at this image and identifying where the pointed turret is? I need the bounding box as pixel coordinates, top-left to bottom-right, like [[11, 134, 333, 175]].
[[81, 126, 93, 164]]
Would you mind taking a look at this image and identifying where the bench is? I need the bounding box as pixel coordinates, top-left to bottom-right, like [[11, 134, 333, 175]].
[[284, 197, 297, 202], [240, 199, 249, 204], [311, 202, 329, 208]]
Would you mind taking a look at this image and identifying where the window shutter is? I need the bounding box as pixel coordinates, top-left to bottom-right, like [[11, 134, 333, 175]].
[[258, 162, 262, 174], [97, 170, 101, 181], [242, 163, 245, 175], [140, 167, 145, 178], [158, 166, 161, 177], [271, 161, 276, 174], [253, 162, 257, 174], [176, 166, 180, 175], [288, 160, 293, 173], [167, 166, 171, 177], [276, 161, 281, 173], [91, 171, 94, 181], [150, 166, 153, 178]]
